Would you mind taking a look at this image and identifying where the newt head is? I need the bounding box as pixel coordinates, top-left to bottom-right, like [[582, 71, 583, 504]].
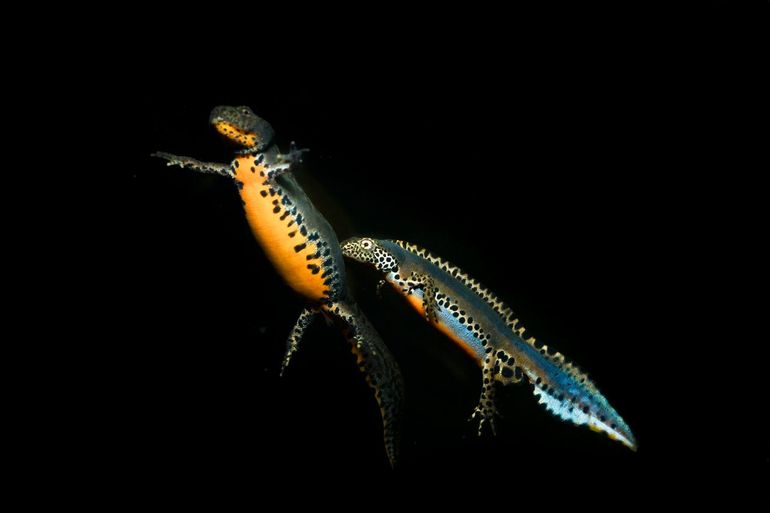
[[341, 237, 399, 272], [209, 105, 275, 151]]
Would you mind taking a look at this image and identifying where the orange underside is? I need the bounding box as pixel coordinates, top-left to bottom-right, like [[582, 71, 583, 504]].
[[214, 122, 258, 148], [235, 155, 327, 302], [402, 289, 483, 366]]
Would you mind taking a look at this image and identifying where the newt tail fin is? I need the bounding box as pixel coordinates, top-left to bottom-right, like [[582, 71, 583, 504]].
[[504, 322, 637, 451]]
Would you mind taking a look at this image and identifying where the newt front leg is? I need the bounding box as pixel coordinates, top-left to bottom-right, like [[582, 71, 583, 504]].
[[277, 141, 309, 164], [403, 272, 440, 323], [151, 151, 234, 178], [376, 279, 388, 298]]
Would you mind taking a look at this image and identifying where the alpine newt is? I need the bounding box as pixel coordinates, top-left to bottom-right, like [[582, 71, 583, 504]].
[[152, 107, 404, 465], [341, 237, 636, 451]]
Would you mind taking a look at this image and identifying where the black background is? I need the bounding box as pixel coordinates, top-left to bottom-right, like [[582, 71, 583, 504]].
[[123, 1, 766, 503]]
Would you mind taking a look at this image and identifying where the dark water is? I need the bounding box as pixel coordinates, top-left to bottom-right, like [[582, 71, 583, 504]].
[[126, 4, 766, 502]]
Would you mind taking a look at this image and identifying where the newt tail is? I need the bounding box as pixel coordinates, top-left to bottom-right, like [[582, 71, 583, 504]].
[[342, 237, 636, 451]]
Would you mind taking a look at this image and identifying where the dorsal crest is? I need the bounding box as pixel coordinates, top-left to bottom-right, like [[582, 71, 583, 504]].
[[393, 240, 594, 389]]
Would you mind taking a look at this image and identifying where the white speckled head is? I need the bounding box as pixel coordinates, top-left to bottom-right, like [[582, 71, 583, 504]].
[[341, 237, 400, 273]]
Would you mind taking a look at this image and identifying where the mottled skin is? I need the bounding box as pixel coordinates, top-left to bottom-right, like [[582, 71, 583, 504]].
[[342, 238, 637, 451], [152, 107, 403, 466]]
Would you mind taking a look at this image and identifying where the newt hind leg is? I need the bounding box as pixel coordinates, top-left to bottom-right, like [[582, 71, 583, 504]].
[[470, 349, 525, 435], [470, 354, 502, 436], [280, 307, 319, 376]]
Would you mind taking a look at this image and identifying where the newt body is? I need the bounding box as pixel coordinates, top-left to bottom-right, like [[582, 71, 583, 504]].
[[153, 107, 403, 465], [342, 238, 636, 451]]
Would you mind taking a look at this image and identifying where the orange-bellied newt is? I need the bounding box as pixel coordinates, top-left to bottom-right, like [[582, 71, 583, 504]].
[[342, 237, 636, 451], [152, 106, 403, 466]]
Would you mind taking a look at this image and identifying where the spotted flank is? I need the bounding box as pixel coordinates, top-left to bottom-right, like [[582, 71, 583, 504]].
[[153, 106, 404, 466], [393, 240, 519, 331], [341, 237, 637, 451], [232, 152, 345, 303]]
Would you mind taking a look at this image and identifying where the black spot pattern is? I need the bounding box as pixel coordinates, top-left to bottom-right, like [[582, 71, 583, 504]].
[[394, 240, 595, 393]]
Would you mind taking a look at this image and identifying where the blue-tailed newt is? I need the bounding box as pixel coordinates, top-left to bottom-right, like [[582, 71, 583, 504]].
[[341, 237, 636, 451], [152, 106, 403, 466]]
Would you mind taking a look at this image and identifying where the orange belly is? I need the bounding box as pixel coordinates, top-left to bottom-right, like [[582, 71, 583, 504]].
[[402, 290, 483, 366], [234, 155, 328, 302]]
